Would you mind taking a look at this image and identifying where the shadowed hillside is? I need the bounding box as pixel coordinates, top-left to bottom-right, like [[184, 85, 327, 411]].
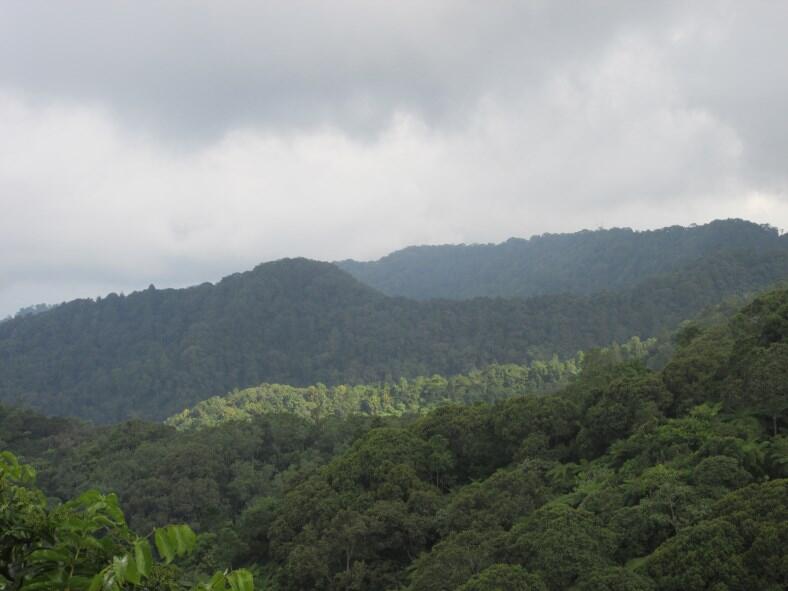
[[339, 219, 786, 299], [2, 238, 788, 423]]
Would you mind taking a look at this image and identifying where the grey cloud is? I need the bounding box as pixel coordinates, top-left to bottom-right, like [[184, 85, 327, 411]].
[[3, 2, 784, 181], [667, 2, 788, 186], [0, 1, 676, 139]]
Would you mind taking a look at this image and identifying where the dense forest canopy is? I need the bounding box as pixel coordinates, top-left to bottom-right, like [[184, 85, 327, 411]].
[[338, 219, 786, 299], [165, 336, 656, 431], [2, 220, 788, 423], [2, 287, 786, 590]]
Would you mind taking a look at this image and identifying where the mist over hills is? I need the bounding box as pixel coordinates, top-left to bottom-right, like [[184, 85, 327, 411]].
[[338, 219, 786, 299], [1, 219, 787, 424]]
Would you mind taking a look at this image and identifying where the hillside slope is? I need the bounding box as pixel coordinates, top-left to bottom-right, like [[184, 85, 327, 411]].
[[2, 287, 786, 590], [338, 219, 786, 299], [2, 247, 788, 423]]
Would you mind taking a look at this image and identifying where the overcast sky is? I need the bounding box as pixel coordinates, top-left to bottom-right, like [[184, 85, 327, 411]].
[[1, 1, 787, 316]]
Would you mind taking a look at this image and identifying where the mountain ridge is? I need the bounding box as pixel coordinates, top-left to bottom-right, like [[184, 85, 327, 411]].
[[2, 221, 788, 424], [338, 218, 785, 299]]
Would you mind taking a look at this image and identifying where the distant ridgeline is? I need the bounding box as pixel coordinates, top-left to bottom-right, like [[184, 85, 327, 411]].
[[338, 218, 787, 299], [1, 218, 787, 423], [165, 337, 656, 430], [0, 303, 56, 323]]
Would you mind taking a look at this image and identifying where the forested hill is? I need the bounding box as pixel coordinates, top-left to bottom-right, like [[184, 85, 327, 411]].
[[2, 248, 788, 423], [338, 219, 786, 299], [2, 287, 786, 590]]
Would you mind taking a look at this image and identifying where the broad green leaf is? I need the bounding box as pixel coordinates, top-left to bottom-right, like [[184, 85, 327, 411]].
[[173, 525, 196, 555], [27, 548, 70, 563], [201, 571, 227, 591], [99, 568, 119, 591], [92, 515, 117, 529], [134, 539, 153, 577], [21, 571, 67, 591], [125, 557, 141, 585], [227, 569, 254, 591], [155, 528, 175, 563], [112, 555, 129, 583], [172, 525, 188, 555], [66, 575, 94, 589], [88, 572, 104, 591], [81, 535, 105, 552]]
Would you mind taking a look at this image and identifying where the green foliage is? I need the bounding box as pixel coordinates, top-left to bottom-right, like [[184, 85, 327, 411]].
[[0, 452, 253, 591], [261, 287, 788, 590], [643, 519, 747, 590], [4, 285, 788, 590], [456, 564, 546, 591], [576, 370, 671, 458], [0, 409, 390, 541], [166, 359, 585, 430], [573, 566, 655, 591], [509, 503, 617, 590]]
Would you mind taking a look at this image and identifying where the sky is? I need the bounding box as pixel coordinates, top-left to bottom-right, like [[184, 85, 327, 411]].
[[1, 1, 787, 316]]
